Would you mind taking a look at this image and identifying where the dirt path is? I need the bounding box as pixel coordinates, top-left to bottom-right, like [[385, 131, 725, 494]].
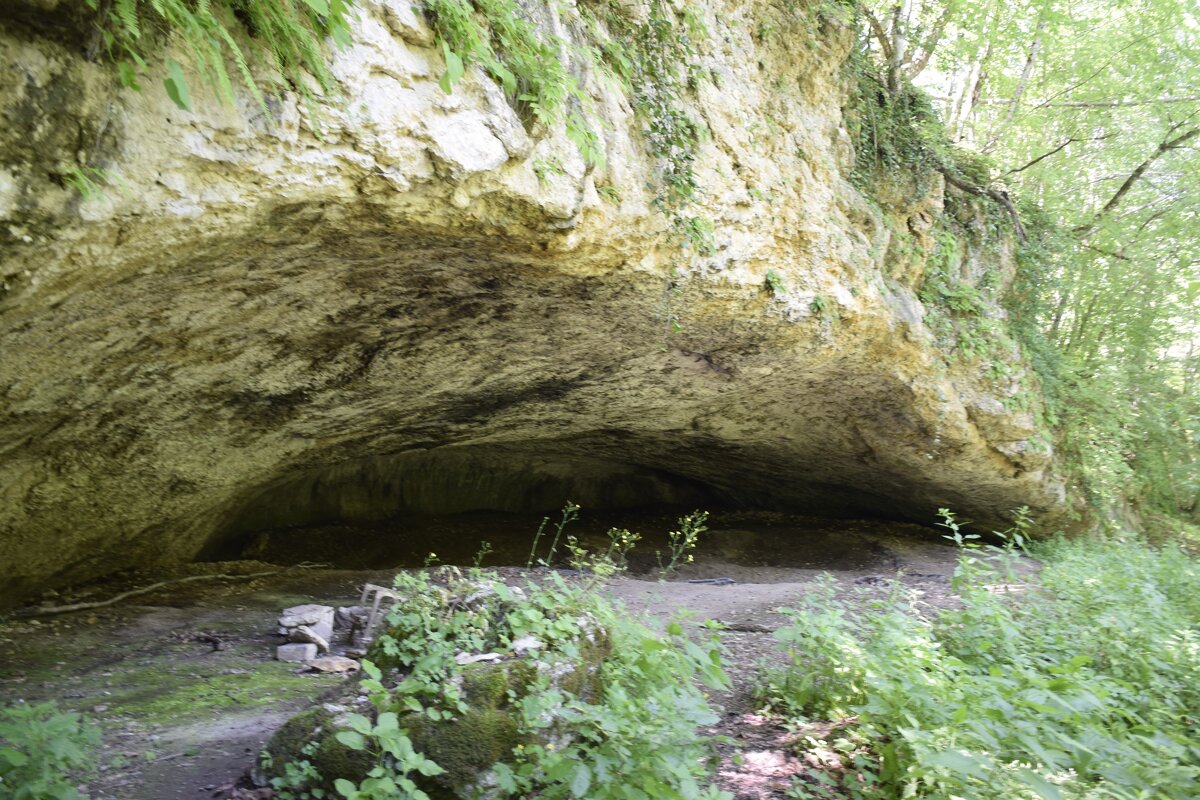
[[0, 515, 975, 799], [609, 567, 963, 798]]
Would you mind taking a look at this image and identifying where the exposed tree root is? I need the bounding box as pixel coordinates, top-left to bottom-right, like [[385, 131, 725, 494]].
[[13, 569, 285, 618]]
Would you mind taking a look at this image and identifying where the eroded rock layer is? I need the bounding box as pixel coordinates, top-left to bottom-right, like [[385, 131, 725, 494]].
[[0, 0, 1069, 602]]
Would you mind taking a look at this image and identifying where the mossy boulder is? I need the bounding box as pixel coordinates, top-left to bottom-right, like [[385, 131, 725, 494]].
[[261, 707, 374, 792], [404, 706, 522, 799], [266, 646, 611, 797]]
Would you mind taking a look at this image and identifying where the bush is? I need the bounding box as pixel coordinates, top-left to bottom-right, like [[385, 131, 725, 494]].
[[758, 514, 1200, 800], [272, 565, 731, 799], [0, 703, 99, 800]]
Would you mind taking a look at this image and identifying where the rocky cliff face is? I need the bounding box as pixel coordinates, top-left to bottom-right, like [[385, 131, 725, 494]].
[[0, 0, 1070, 603]]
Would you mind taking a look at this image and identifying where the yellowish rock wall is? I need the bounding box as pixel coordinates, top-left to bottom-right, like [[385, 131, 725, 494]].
[[0, 0, 1069, 602]]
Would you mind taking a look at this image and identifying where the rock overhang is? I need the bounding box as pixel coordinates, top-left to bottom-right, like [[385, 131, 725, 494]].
[[0, 0, 1073, 605]]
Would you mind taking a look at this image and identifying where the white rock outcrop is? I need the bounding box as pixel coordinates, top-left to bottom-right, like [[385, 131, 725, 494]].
[[0, 0, 1073, 603]]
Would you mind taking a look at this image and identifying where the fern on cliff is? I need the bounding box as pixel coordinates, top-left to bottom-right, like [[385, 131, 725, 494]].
[[421, 0, 604, 167], [85, 0, 355, 112]]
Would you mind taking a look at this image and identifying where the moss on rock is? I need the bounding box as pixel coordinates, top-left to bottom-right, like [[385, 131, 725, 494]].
[[405, 708, 522, 798], [263, 707, 374, 792], [460, 661, 513, 708]]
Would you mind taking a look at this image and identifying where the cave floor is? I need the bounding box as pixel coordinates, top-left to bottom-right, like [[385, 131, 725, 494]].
[[0, 513, 1022, 800]]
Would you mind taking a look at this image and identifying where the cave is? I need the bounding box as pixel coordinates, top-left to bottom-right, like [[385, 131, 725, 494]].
[[0, 0, 1071, 605], [200, 431, 978, 577]]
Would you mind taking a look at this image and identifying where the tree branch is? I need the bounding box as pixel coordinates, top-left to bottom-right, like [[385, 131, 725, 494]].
[[12, 570, 289, 617], [1082, 243, 1130, 261], [982, 18, 1045, 152], [939, 168, 1027, 242], [861, 7, 895, 62], [1074, 124, 1199, 235], [972, 94, 1200, 109], [904, 6, 950, 80], [1002, 136, 1101, 176]]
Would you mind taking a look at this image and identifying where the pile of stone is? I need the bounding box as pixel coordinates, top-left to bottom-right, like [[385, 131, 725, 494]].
[[275, 589, 398, 669], [275, 603, 336, 663]]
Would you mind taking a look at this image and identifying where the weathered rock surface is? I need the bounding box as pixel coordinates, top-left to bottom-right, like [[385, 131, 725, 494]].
[[276, 643, 318, 663], [0, 0, 1073, 603]]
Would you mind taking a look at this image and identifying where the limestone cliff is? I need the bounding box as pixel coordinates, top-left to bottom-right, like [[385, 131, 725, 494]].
[[0, 0, 1071, 603]]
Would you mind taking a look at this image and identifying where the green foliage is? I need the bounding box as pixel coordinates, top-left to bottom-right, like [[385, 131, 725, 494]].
[[595, 184, 621, 204], [916, 228, 1025, 372], [532, 157, 566, 185], [421, 0, 711, 246], [63, 166, 113, 201], [421, 0, 603, 166], [564, 525, 641, 588], [525, 501, 580, 569], [676, 215, 716, 256], [845, 0, 1200, 529], [83, 0, 355, 113], [318, 563, 730, 799], [656, 510, 710, 578], [917, 230, 982, 314], [0, 703, 100, 800], [267, 741, 330, 799], [583, 0, 710, 247], [332, 697, 444, 800], [590, 0, 707, 207], [490, 617, 729, 800], [846, 62, 945, 188], [808, 294, 839, 322], [759, 514, 1200, 800], [764, 269, 787, 295]]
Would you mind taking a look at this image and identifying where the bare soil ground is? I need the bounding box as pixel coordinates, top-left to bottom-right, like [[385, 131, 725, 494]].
[[0, 513, 1012, 799]]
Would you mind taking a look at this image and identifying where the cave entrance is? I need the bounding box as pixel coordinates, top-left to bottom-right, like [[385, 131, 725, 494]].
[[213, 444, 949, 581]]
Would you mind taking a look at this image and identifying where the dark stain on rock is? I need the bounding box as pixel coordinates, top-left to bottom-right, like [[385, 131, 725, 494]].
[[225, 388, 313, 425]]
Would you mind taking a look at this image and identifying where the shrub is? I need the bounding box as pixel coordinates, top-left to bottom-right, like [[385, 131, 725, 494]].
[[759, 514, 1200, 800], [272, 565, 731, 799], [0, 703, 100, 800]]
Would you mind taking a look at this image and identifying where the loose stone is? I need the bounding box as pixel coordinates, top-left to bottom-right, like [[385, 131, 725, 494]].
[[276, 643, 318, 662]]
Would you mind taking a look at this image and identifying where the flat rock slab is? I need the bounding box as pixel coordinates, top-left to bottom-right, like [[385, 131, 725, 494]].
[[278, 604, 335, 629], [276, 643, 318, 662], [287, 624, 330, 653], [307, 656, 360, 673]]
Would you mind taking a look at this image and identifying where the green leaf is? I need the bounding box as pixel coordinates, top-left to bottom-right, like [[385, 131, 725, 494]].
[[330, 23, 352, 48], [346, 712, 373, 735], [164, 60, 191, 111], [335, 730, 366, 751], [334, 778, 358, 798], [439, 44, 464, 94], [301, 0, 330, 13], [0, 746, 29, 766], [924, 749, 982, 774], [117, 61, 141, 91], [570, 764, 591, 797], [1018, 769, 1065, 800]]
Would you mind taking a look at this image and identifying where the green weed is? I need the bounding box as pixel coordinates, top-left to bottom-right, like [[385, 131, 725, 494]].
[[0, 702, 100, 800], [759, 514, 1200, 800], [322, 564, 729, 799]]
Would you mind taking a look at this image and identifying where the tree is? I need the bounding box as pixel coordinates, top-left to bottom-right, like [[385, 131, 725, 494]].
[[854, 0, 1200, 528]]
